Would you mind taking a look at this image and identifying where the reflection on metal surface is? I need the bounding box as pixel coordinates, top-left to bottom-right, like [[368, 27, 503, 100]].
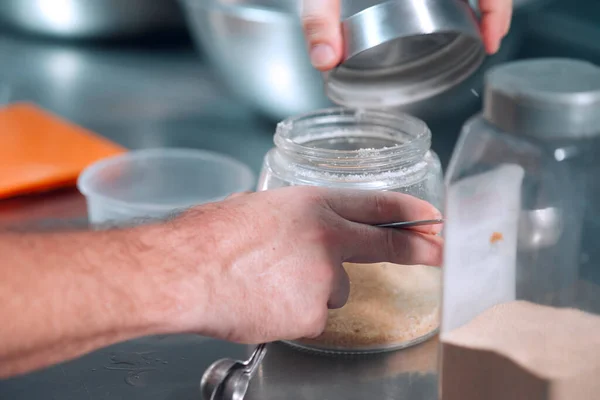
[[200, 343, 267, 400], [554, 146, 579, 162], [519, 207, 562, 250], [245, 340, 439, 400], [0, 0, 185, 39], [180, 0, 333, 121], [43, 49, 83, 83], [326, 0, 485, 109], [37, 0, 77, 30]]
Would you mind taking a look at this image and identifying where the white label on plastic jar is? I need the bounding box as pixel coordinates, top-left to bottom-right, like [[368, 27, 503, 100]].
[[441, 164, 525, 334]]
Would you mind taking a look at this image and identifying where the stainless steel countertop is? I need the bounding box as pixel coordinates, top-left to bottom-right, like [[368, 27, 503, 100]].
[[0, 32, 440, 400]]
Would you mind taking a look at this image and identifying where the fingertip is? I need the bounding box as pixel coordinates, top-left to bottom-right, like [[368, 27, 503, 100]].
[[482, 30, 500, 54], [391, 230, 444, 267], [408, 220, 444, 236], [310, 43, 339, 71], [481, 9, 513, 54], [431, 205, 443, 221], [425, 234, 444, 267], [479, 17, 494, 54], [479, 0, 512, 53], [504, 14, 512, 36], [343, 226, 444, 267], [487, 40, 500, 55], [301, 0, 342, 71], [408, 232, 444, 267], [503, 0, 514, 36], [402, 199, 444, 234]]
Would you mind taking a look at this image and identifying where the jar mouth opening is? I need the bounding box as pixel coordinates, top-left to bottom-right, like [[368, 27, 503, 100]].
[[274, 107, 431, 164]]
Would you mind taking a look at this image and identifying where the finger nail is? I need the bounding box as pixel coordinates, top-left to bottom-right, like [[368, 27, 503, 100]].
[[430, 223, 444, 235], [493, 41, 501, 54], [310, 44, 336, 69], [431, 212, 444, 234], [487, 42, 499, 55]]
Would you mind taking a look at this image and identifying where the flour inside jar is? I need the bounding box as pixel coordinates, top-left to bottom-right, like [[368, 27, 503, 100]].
[[262, 109, 444, 353], [295, 262, 441, 353]]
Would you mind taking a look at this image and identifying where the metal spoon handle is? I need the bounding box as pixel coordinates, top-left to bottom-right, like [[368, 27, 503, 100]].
[[243, 343, 267, 377], [376, 219, 444, 229]]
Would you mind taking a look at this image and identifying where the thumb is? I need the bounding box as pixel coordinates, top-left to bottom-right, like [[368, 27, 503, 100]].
[[301, 0, 343, 71]]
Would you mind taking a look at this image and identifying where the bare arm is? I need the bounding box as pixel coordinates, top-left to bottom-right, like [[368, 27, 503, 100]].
[[0, 187, 442, 378], [0, 223, 192, 378]]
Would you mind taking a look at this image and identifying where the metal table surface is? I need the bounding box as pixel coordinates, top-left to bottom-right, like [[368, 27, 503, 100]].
[[0, 32, 440, 400]]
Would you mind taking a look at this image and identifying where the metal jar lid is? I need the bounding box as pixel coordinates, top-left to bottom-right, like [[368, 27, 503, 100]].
[[484, 58, 600, 139], [324, 0, 485, 108]]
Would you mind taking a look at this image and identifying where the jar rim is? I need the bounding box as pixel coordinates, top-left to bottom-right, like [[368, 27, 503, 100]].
[[274, 107, 431, 165]]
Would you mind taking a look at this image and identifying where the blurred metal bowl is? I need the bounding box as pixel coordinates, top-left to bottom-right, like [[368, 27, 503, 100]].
[[180, 0, 332, 121], [181, 0, 531, 122], [0, 0, 185, 40]]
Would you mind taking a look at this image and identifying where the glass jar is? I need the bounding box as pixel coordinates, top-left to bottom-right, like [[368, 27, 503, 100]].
[[258, 107, 444, 353], [440, 59, 600, 397]]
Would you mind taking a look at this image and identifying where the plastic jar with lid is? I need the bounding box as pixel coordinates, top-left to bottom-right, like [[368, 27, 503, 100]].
[[442, 58, 600, 328], [257, 107, 444, 353], [440, 58, 600, 397]]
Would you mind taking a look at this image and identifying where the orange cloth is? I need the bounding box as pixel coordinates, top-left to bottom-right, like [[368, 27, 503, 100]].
[[0, 103, 126, 199]]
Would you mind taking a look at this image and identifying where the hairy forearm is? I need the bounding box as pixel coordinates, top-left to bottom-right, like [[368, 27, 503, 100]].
[[0, 222, 197, 378]]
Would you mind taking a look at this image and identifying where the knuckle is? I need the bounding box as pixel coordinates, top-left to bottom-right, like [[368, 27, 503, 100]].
[[373, 193, 388, 217], [306, 225, 331, 244], [304, 219, 339, 247], [302, 15, 329, 40], [305, 259, 336, 286], [384, 228, 398, 261], [319, 261, 336, 283], [293, 186, 325, 206], [303, 307, 328, 338]]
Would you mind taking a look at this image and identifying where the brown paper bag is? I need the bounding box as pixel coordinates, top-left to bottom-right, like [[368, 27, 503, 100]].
[[440, 300, 600, 400]]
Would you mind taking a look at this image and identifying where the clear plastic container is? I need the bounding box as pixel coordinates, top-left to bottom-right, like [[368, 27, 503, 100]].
[[441, 59, 600, 396], [258, 107, 444, 353], [78, 148, 255, 227]]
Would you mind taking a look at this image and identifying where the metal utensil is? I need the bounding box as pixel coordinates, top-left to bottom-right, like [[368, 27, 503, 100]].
[[219, 343, 267, 400], [201, 343, 267, 400], [376, 219, 445, 229], [219, 368, 252, 400], [325, 0, 485, 109], [518, 208, 562, 250], [200, 358, 237, 400]]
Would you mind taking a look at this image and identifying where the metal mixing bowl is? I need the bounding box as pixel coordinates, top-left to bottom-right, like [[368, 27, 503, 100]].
[[0, 0, 185, 40], [180, 0, 533, 123], [180, 0, 332, 121]]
